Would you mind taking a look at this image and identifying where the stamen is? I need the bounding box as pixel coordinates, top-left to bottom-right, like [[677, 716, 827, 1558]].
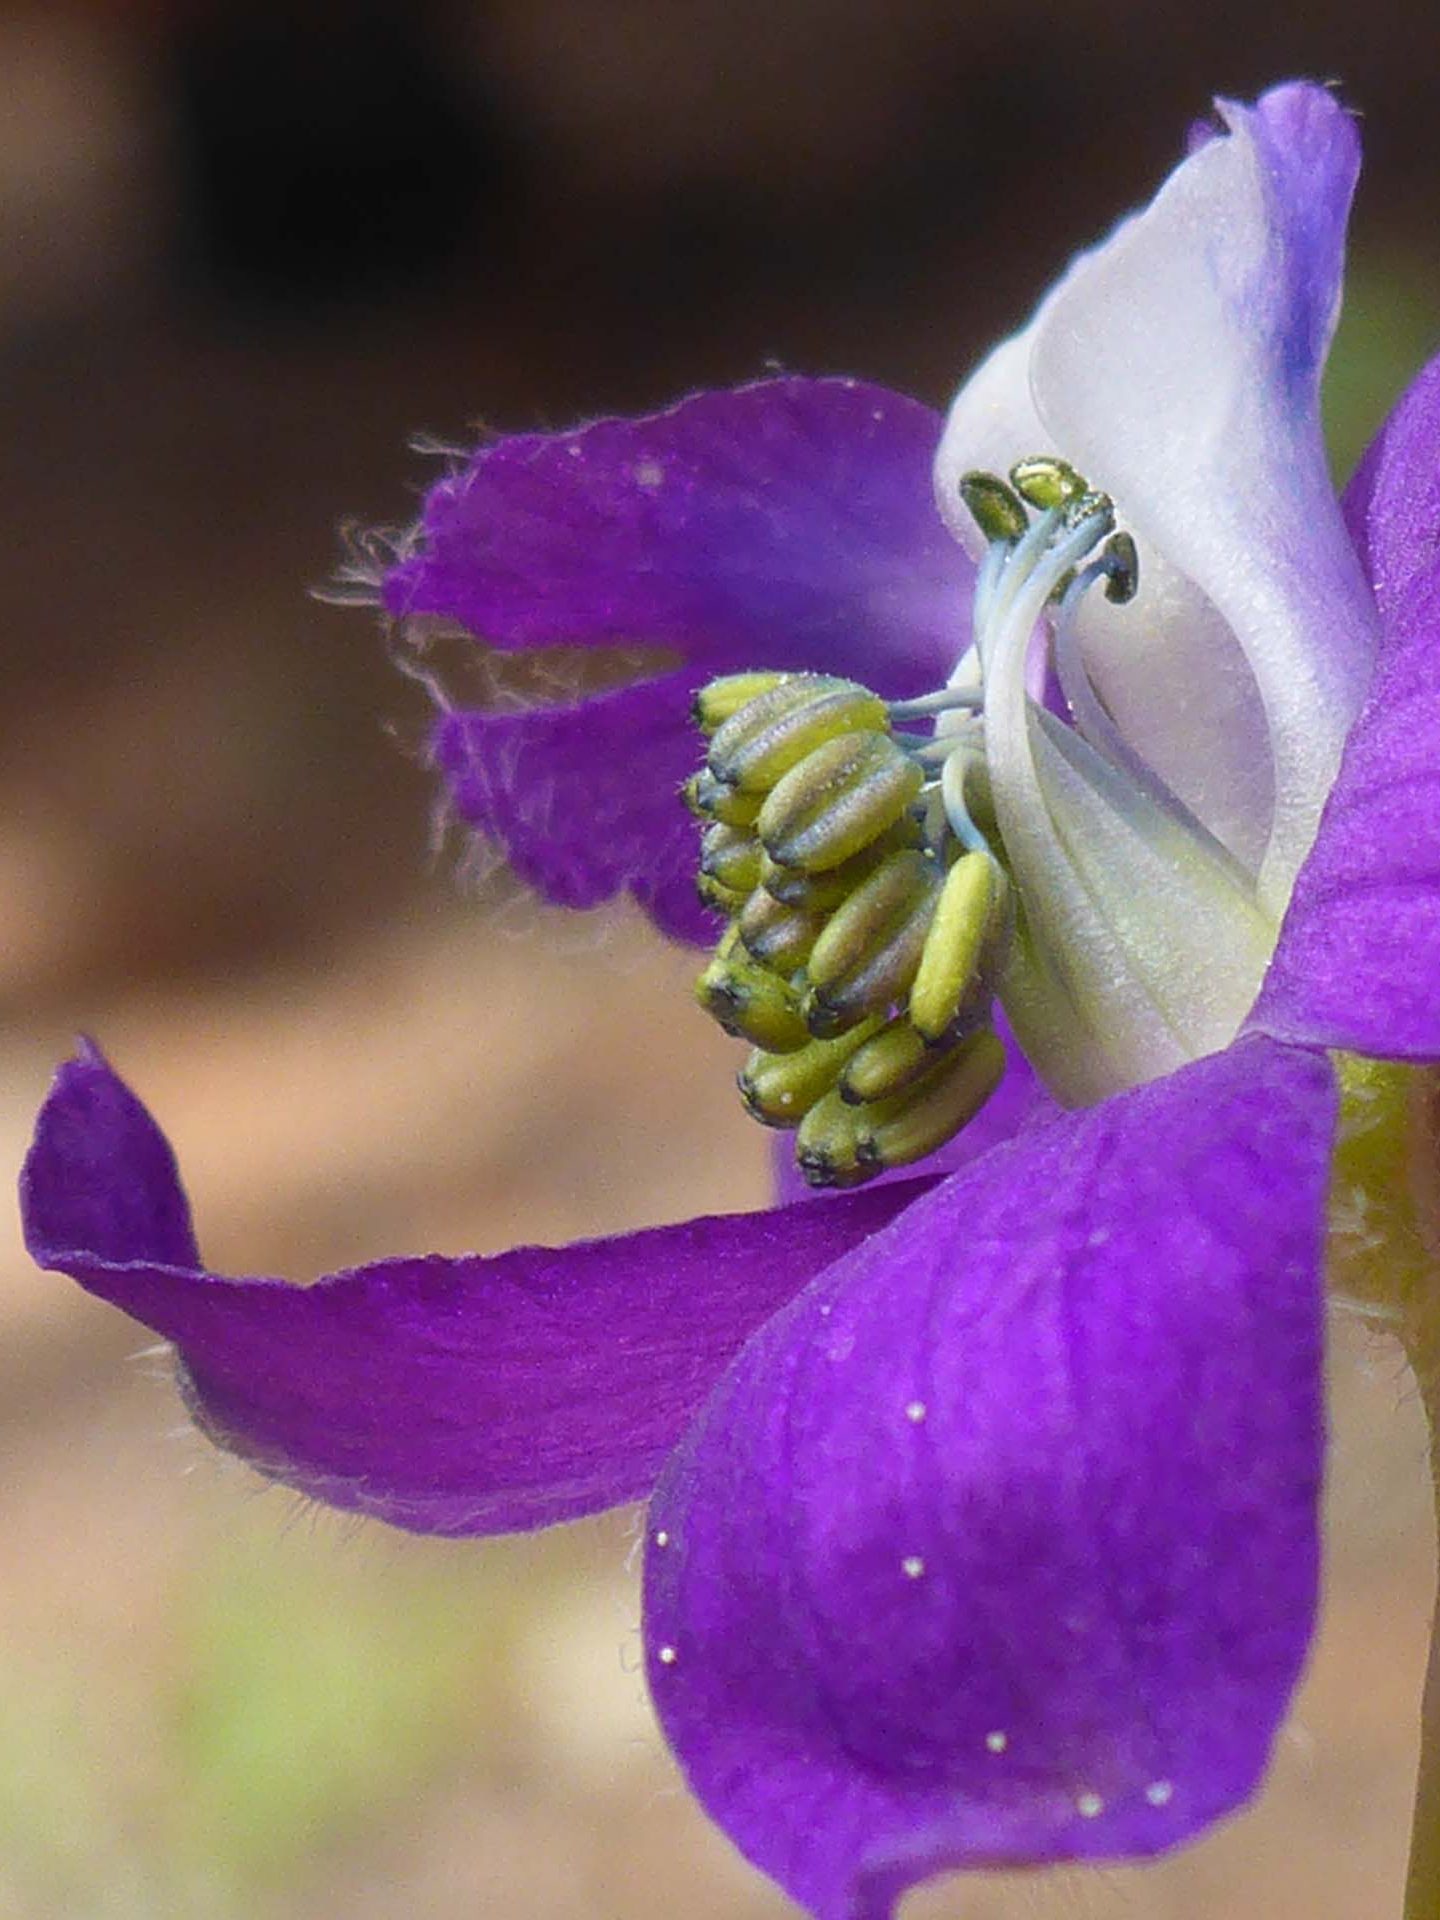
[[682, 469, 1174, 1183], [940, 750, 990, 856], [684, 666, 1014, 1185], [887, 688, 983, 722]]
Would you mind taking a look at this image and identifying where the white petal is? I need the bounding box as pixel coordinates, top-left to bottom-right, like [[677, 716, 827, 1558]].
[[936, 85, 1382, 903]]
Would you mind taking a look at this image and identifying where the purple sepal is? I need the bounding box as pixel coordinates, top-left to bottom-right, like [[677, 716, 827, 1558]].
[[645, 1037, 1333, 1920], [383, 379, 969, 941], [1253, 351, 1440, 1058], [1343, 350, 1440, 619], [23, 1049, 932, 1535]]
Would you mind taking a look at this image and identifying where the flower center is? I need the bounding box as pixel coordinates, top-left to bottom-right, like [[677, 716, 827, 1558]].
[[684, 458, 1278, 1181], [684, 661, 1010, 1185]]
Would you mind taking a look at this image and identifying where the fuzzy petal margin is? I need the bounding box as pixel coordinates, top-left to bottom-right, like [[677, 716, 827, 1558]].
[[645, 1036, 1333, 1920], [22, 1046, 931, 1535], [1252, 352, 1440, 1058], [384, 379, 970, 941]]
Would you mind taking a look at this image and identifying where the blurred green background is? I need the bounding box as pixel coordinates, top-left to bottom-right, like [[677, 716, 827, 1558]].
[[1, 4, 1438, 1916]]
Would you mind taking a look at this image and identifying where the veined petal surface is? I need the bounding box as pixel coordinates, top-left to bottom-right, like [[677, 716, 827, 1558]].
[[23, 1047, 929, 1535], [936, 84, 1377, 889], [384, 379, 970, 939], [646, 1037, 1333, 1920]]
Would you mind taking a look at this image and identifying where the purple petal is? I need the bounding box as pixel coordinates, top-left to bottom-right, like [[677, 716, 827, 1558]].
[[433, 670, 713, 944], [645, 1037, 1332, 1920], [1343, 349, 1440, 620], [384, 378, 970, 940], [770, 1007, 1057, 1205], [1252, 352, 1440, 1058], [23, 1048, 933, 1536]]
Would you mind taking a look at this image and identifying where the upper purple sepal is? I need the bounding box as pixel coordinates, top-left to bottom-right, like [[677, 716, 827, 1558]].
[[1252, 349, 1440, 1059], [382, 378, 969, 943], [22, 1048, 931, 1534], [645, 1037, 1333, 1920]]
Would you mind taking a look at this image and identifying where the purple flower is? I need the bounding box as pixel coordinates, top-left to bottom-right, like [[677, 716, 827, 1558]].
[[20, 80, 1440, 1920]]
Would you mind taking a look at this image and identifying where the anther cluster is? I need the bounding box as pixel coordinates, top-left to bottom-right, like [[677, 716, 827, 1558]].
[[685, 670, 1011, 1186]]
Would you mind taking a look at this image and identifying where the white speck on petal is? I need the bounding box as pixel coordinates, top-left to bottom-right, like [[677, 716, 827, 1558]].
[[904, 1399, 928, 1424], [566, 441, 582, 458], [871, 407, 885, 422], [1087, 1227, 1111, 1248], [653, 1530, 670, 1548], [634, 459, 664, 488], [657, 1644, 678, 1666], [985, 1730, 1008, 1754], [901, 1555, 925, 1579], [1076, 1792, 1104, 1819], [1145, 1780, 1174, 1807]]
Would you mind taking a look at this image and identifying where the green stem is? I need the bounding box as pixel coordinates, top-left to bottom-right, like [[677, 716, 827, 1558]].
[[1323, 1061, 1440, 1914]]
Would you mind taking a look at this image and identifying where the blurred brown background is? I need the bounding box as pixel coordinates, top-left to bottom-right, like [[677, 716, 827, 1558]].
[[2, 3, 1439, 1916]]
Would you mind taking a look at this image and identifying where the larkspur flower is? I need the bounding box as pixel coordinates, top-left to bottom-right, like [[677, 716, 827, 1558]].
[[20, 78, 1440, 1920]]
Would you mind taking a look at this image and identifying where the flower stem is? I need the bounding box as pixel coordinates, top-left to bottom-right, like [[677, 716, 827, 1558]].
[[1332, 1061, 1440, 1915]]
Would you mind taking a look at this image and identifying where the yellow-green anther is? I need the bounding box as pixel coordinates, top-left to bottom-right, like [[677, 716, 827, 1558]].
[[758, 814, 923, 910], [1010, 455, 1086, 512], [794, 1087, 877, 1188], [1063, 487, 1114, 534], [847, 1027, 1007, 1176], [797, 1028, 1006, 1185], [700, 821, 763, 894], [909, 850, 1004, 1042], [1101, 530, 1139, 604], [696, 871, 749, 915], [838, 1016, 942, 1106], [695, 935, 810, 1053], [759, 732, 925, 874], [958, 471, 1028, 544], [738, 1017, 885, 1129], [803, 848, 943, 1037], [685, 768, 764, 827], [706, 674, 889, 794], [681, 772, 709, 820], [738, 887, 825, 974], [692, 671, 790, 735]]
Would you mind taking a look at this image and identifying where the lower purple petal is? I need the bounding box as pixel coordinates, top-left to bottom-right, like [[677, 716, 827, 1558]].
[[645, 1037, 1333, 1920], [23, 1048, 932, 1535], [1254, 353, 1440, 1057]]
